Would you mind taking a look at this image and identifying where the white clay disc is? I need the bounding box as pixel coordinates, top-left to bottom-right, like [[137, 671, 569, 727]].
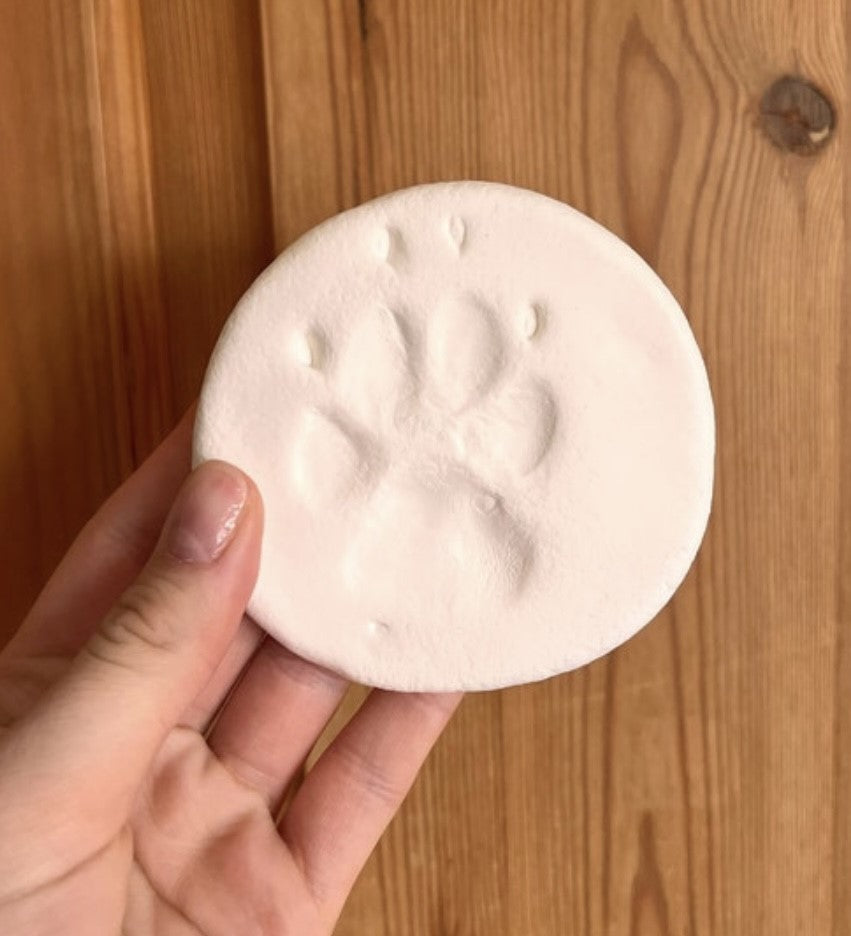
[[194, 182, 715, 691]]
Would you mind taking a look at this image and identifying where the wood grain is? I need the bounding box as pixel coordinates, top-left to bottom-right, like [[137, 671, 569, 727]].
[[1, 1, 847, 933], [0, 0, 274, 631]]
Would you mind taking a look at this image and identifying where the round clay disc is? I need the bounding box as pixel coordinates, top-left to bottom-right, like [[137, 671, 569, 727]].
[[193, 182, 715, 691]]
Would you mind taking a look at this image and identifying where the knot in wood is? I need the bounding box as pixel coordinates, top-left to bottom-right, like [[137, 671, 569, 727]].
[[759, 75, 835, 156]]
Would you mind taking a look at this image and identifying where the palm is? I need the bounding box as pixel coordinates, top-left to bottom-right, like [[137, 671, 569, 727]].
[[0, 640, 328, 934], [127, 727, 322, 934], [0, 417, 459, 935]]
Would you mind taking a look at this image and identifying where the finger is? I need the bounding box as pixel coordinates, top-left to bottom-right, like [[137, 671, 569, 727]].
[[207, 640, 348, 807], [180, 614, 265, 733], [0, 611, 263, 729], [6, 408, 193, 661], [6, 406, 264, 734], [280, 689, 462, 923], [6, 461, 263, 828]]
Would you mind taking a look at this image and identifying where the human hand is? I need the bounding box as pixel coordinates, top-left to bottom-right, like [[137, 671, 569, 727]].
[[0, 412, 461, 934]]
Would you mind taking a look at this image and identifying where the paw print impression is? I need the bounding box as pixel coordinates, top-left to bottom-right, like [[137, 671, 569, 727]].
[[289, 217, 557, 630]]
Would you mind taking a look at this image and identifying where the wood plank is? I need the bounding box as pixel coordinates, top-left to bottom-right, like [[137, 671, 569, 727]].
[[0, 0, 273, 639], [261, 1, 845, 933], [835, 6, 851, 934], [137, 0, 275, 410], [0, 1, 128, 634]]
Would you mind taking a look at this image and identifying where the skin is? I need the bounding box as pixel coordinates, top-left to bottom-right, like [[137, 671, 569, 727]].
[[0, 410, 462, 935]]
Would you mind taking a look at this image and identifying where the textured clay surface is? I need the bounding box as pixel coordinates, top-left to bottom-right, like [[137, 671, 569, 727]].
[[194, 182, 715, 690]]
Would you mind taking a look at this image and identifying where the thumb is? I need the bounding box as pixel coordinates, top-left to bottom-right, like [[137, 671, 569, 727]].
[[18, 459, 263, 814]]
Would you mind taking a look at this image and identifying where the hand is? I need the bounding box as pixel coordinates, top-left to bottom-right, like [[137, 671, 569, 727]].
[[0, 412, 461, 935]]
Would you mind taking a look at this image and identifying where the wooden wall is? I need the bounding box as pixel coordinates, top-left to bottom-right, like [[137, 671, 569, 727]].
[[1, 2, 847, 933]]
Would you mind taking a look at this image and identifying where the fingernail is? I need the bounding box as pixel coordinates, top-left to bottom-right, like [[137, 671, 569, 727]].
[[164, 461, 249, 563]]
